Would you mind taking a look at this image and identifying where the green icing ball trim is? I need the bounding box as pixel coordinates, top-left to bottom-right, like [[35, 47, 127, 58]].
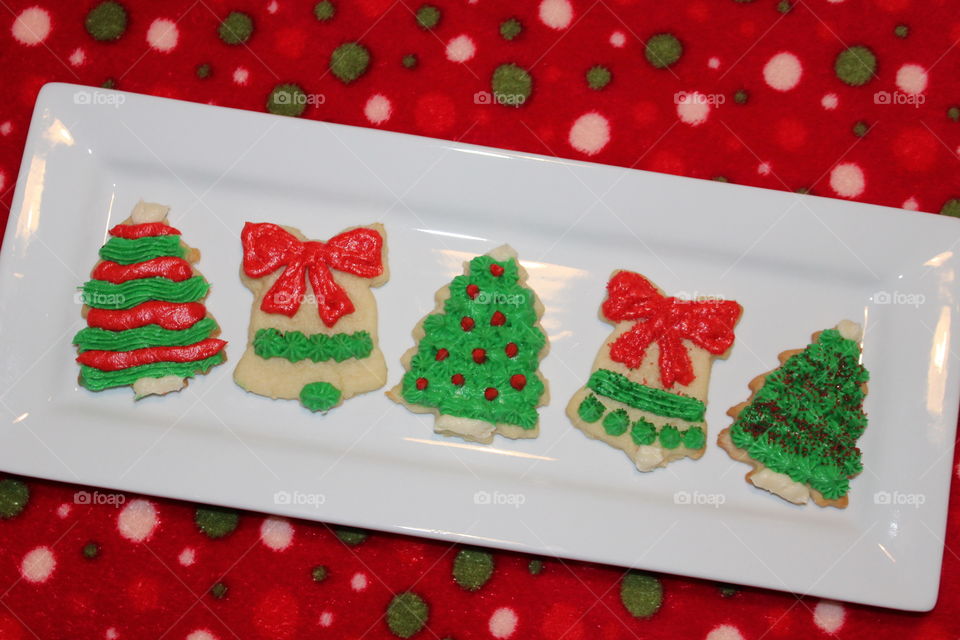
[[659, 424, 681, 449], [682, 426, 705, 449], [0, 478, 29, 519], [603, 409, 630, 436], [500, 18, 522, 40], [402, 53, 418, 69], [80, 352, 225, 391], [586, 65, 611, 90], [300, 382, 341, 412], [210, 582, 229, 599], [334, 526, 368, 545], [386, 591, 429, 639], [99, 235, 184, 264], [254, 329, 373, 363], [630, 418, 657, 446], [86, 1, 128, 41], [80, 277, 209, 310], [528, 559, 543, 575], [620, 571, 662, 618], [452, 549, 494, 591], [82, 541, 101, 559], [312, 565, 329, 582], [940, 199, 960, 217], [416, 5, 441, 29], [645, 33, 682, 69], [492, 63, 532, 107], [587, 369, 705, 421], [314, 0, 336, 21], [578, 395, 604, 422], [331, 42, 371, 84], [835, 46, 877, 87], [267, 83, 307, 117], [218, 11, 253, 45], [195, 506, 239, 539]]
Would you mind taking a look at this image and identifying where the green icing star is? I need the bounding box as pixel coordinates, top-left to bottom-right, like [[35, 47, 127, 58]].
[[82, 541, 101, 559], [894, 24, 909, 38], [330, 42, 371, 84], [645, 33, 682, 69], [947, 106, 959, 122], [219, 11, 253, 45], [528, 559, 543, 575], [314, 0, 336, 22], [312, 565, 329, 582], [835, 45, 877, 87], [300, 381, 341, 411], [387, 592, 429, 638], [491, 63, 532, 107], [500, 18, 522, 41], [852, 120, 869, 137], [195, 506, 239, 539], [334, 526, 368, 545], [196, 63, 212, 79], [586, 65, 612, 90], [86, 1, 127, 41], [941, 198, 960, 217], [0, 478, 28, 519], [402, 53, 418, 69], [734, 89, 749, 104], [452, 549, 494, 591], [603, 409, 629, 436], [620, 571, 662, 618], [267, 83, 307, 117], [416, 5, 440, 29]]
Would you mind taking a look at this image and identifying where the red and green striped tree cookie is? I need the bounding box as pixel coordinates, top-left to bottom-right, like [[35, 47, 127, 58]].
[[73, 201, 226, 397]]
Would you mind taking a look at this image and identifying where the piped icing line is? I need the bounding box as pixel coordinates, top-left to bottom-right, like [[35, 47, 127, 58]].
[[76, 338, 226, 371], [99, 235, 186, 265], [79, 353, 225, 391], [253, 328, 373, 363], [80, 277, 209, 309], [86, 301, 207, 331], [92, 257, 193, 283], [586, 369, 706, 422], [73, 317, 218, 352], [109, 222, 181, 239]]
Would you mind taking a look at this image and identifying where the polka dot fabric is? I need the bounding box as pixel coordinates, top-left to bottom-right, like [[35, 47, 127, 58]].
[[1, 0, 960, 638]]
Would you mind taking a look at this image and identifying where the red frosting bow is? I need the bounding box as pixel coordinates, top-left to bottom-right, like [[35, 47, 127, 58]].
[[242, 222, 383, 328], [602, 271, 742, 388]]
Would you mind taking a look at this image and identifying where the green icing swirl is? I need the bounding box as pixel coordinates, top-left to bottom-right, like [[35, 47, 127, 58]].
[[99, 235, 185, 265], [682, 426, 705, 450], [578, 394, 604, 422], [80, 277, 208, 309], [658, 424, 681, 449], [300, 381, 341, 412], [73, 317, 217, 352], [587, 369, 705, 422], [603, 409, 630, 436], [79, 352, 225, 391], [631, 418, 657, 445], [253, 329, 373, 363]]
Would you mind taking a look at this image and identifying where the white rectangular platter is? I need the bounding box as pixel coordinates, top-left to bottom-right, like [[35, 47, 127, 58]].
[[1, 83, 958, 611]]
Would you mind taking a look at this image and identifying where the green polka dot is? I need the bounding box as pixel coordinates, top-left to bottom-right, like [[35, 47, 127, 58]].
[[603, 409, 629, 436], [196, 63, 212, 79], [402, 53, 418, 69], [835, 46, 877, 87], [776, 0, 792, 12], [102, 78, 116, 89], [452, 549, 494, 591], [312, 565, 329, 582], [500, 18, 522, 41], [528, 559, 543, 575], [267, 83, 307, 117], [941, 199, 960, 217], [387, 591, 429, 639], [491, 63, 532, 107], [713, 176, 730, 183], [82, 541, 100, 559], [300, 381, 341, 411], [733, 89, 749, 104], [334, 526, 368, 545], [210, 582, 229, 599], [195, 506, 239, 539], [682, 426, 705, 449], [894, 24, 909, 38], [795, 187, 812, 195], [645, 33, 682, 69], [578, 394, 604, 423], [733, 0, 755, 3], [620, 571, 662, 618], [852, 120, 869, 137], [947, 106, 959, 122], [218, 11, 253, 45], [331, 42, 371, 84], [586, 65, 611, 90], [416, 5, 440, 29], [717, 583, 739, 597], [314, 0, 335, 22], [0, 479, 28, 519], [86, 1, 127, 41]]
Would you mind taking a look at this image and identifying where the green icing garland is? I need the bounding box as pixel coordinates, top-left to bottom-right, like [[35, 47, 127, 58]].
[[73, 317, 217, 352], [99, 235, 185, 264], [728, 329, 869, 499], [300, 382, 341, 412], [80, 277, 209, 309], [79, 352, 225, 391], [587, 369, 705, 422], [253, 328, 373, 363], [580, 397, 705, 450]]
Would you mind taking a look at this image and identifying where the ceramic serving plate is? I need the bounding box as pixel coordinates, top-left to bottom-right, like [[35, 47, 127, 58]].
[[1, 83, 958, 611]]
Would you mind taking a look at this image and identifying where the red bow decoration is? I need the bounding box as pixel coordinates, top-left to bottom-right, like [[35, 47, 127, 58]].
[[602, 271, 742, 388], [242, 222, 383, 328]]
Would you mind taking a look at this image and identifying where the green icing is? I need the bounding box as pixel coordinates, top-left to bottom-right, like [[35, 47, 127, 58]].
[[80, 353, 225, 391], [334, 527, 368, 545], [314, 0, 335, 21], [620, 571, 662, 618], [528, 559, 543, 575], [401, 255, 546, 430], [218, 11, 253, 45], [253, 328, 372, 363], [86, 1, 127, 41], [682, 426, 705, 450], [500, 18, 522, 40], [311, 565, 329, 582], [452, 549, 494, 591], [267, 83, 307, 117], [73, 317, 217, 352], [331, 42, 370, 84], [99, 235, 184, 264], [645, 33, 682, 69], [835, 46, 877, 86], [195, 506, 239, 539], [587, 369, 705, 421], [210, 582, 229, 599], [630, 418, 657, 446], [387, 592, 429, 639], [80, 276, 209, 309], [300, 382, 341, 412], [658, 424, 681, 449], [82, 541, 101, 559], [415, 5, 440, 29], [603, 409, 630, 436], [0, 478, 28, 519], [586, 65, 612, 90], [729, 329, 869, 499], [578, 394, 605, 422]]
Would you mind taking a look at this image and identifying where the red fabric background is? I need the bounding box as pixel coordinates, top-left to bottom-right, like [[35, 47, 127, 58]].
[[1, 0, 959, 638]]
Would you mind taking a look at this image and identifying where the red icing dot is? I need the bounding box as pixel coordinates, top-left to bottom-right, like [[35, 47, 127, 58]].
[[510, 374, 527, 390], [415, 377, 428, 390], [461, 317, 475, 331], [484, 387, 499, 400], [489, 263, 505, 277], [466, 284, 480, 299], [505, 342, 519, 357], [435, 348, 449, 361], [491, 311, 506, 326], [451, 373, 465, 386], [472, 348, 487, 364]]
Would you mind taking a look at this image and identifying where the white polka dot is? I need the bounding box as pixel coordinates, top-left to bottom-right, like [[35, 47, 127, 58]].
[[813, 600, 846, 633], [105, 628, 119, 640], [676, 92, 711, 126], [821, 93, 839, 110], [609, 31, 626, 48], [757, 162, 772, 176], [146, 18, 179, 52], [763, 52, 802, 91], [69, 48, 85, 67], [708, 57, 720, 70], [56, 503, 71, 518], [539, 0, 573, 29], [568, 112, 610, 156], [488, 607, 518, 639], [903, 197, 919, 211], [706, 625, 745, 640], [178, 547, 196, 567], [232, 67, 250, 85], [117, 499, 159, 543], [445, 34, 476, 62], [364, 94, 392, 125], [318, 611, 334, 627], [20, 546, 55, 583], [12, 7, 51, 46], [350, 572, 368, 591], [260, 517, 294, 551], [186, 631, 217, 640], [830, 162, 865, 198], [267, 1, 279, 14], [896, 64, 928, 95]]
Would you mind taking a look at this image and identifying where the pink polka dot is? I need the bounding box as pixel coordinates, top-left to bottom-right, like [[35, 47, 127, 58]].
[[903, 197, 919, 210], [260, 517, 294, 551], [706, 626, 745, 640], [69, 48, 85, 67], [830, 162, 865, 198], [813, 600, 846, 633], [757, 162, 772, 176], [707, 57, 720, 70], [896, 64, 928, 95], [539, 0, 573, 29], [489, 607, 518, 639], [821, 93, 839, 110], [20, 546, 55, 583], [56, 503, 71, 518], [178, 547, 196, 567], [105, 628, 118, 640], [117, 499, 158, 543], [318, 611, 334, 627], [232, 67, 250, 85], [763, 52, 803, 91], [609, 31, 626, 47], [0, 121, 11, 136], [146, 18, 179, 52], [445, 34, 476, 62], [568, 112, 610, 156], [676, 92, 711, 126], [186, 631, 218, 640], [364, 94, 392, 125], [12, 7, 51, 46], [350, 572, 368, 591]]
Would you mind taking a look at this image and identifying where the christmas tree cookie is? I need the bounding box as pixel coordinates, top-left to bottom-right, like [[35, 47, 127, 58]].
[[566, 271, 742, 471], [388, 246, 549, 443], [718, 321, 869, 508], [73, 201, 227, 397], [233, 222, 389, 412]]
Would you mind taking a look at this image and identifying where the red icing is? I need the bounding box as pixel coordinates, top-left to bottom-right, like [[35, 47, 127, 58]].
[[490, 311, 506, 326], [415, 377, 428, 390], [451, 373, 465, 386], [484, 387, 499, 400], [435, 348, 449, 361], [489, 264, 504, 277], [460, 317, 475, 331], [241, 222, 383, 328], [505, 342, 519, 358], [76, 338, 226, 371], [86, 301, 206, 331], [109, 223, 181, 238], [92, 257, 192, 283], [602, 271, 742, 388], [472, 348, 486, 364], [510, 374, 526, 390], [466, 284, 479, 299]]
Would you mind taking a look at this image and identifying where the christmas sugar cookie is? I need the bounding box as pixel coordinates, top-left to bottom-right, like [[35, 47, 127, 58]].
[[566, 271, 742, 471], [233, 222, 388, 412], [73, 201, 227, 397], [387, 245, 549, 443], [718, 321, 869, 508]]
